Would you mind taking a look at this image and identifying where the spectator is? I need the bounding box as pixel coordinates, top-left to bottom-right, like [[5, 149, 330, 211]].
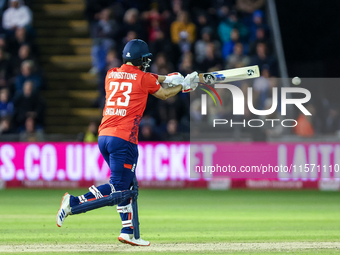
[[171, 0, 182, 16], [170, 11, 196, 44], [158, 95, 186, 126], [148, 18, 162, 43], [226, 42, 250, 69], [139, 124, 161, 141], [178, 52, 195, 76], [149, 29, 180, 67], [221, 28, 243, 59], [84, 0, 112, 23], [143, 7, 167, 43], [0, 0, 7, 18], [252, 65, 271, 110], [215, 5, 230, 20], [162, 119, 183, 141], [0, 48, 10, 88], [19, 116, 44, 141], [0, 88, 14, 118], [190, 97, 203, 122], [97, 48, 122, 108], [15, 60, 41, 93], [11, 43, 36, 77], [0, 34, 7, 51], [15, 27, 28, 44], [9, 26, 34, 55], [250, 42, 275, 72], [249, 10, 268, 41], [83, 121, 98, 142], [18, 44, 33, 61], [122, 8, 145, 40], [177, 30, 191, 54], [249, 27, 268, 55], [91, 8, 119, 41], [138, 115, 160, 141], [198, 42, 223, 72], [218, 10, 248, 44], [323, 106, 339, 134], [195, 11, 212, 37], [106, 48, 121, 70], [151, 52, 173, 74], [13, 80, 45, 129], [2, 0, 33, 31], [215, 86, 234, 118], [294, 104, 316, 137], [195, 27, 221, 64], [90, 8, 118, 74], [236, 0, 265, 14], [0, 116, 11, 134]]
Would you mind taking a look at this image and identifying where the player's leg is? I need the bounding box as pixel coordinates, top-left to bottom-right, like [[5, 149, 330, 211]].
[[106, 137, 135, 235], [68, 135, 113, 207], [56, 187, 135, 227], [117, 177, 140, 240], [56, 136, 133, 227], [106, 138, 149, 246]]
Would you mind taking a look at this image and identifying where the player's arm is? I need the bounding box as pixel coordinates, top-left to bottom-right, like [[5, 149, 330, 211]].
[[152, 71, 199, 100], [157, 75, 166, 83], [150, 72, 183, 85], [152, 85, 183, 100]]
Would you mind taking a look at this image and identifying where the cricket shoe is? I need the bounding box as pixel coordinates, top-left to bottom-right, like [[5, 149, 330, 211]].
[[56, 192, 72, 227], [118, 233, 150, 246]]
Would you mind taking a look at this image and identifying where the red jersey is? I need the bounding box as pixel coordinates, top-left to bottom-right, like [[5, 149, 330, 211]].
[[98, 64, 160, 144]]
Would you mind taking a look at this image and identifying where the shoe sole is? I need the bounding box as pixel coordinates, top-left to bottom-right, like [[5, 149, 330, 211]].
[[56, 192, 69, 227], [117, 237, 150, 246]]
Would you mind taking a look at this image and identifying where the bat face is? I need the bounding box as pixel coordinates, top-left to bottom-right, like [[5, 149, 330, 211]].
[[197, 65, 260, 85]]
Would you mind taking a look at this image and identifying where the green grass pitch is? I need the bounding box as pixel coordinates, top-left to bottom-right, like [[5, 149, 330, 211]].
[[0, 188, 339, 254]]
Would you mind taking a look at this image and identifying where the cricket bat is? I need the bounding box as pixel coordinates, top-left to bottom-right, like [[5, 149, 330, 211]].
[[195, 65, 260, 85]]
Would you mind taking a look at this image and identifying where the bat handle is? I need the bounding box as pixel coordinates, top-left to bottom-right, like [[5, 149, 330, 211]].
[[197, 74, 204, 84]]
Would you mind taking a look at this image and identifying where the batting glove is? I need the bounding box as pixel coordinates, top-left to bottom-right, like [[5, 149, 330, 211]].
[[182, 71, 199, 93], [163, 72, 184, 87]]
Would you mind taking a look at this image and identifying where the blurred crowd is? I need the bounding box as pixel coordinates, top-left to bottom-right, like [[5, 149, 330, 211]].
[[86, 0, 279, 141], [0, 0, 336, 142], [0, 0, 45, 141]]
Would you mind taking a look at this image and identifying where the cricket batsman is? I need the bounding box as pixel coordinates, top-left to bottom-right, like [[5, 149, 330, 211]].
[[56, 39, 199, 246]]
